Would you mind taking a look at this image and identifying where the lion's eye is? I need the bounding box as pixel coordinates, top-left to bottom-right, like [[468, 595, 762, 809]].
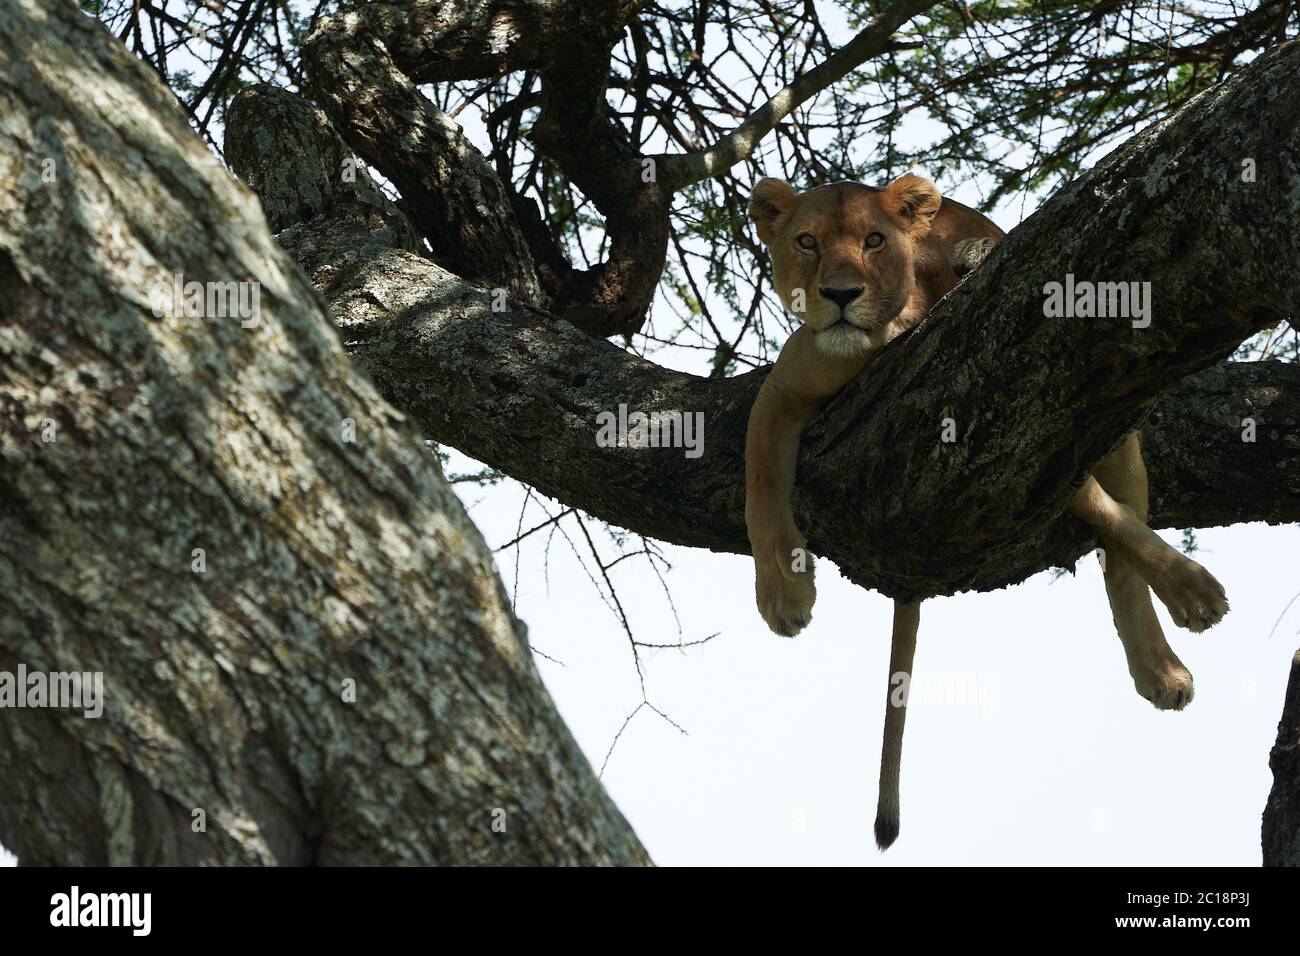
[[864, 232, 885, 249], [796, 233, 817, 251]]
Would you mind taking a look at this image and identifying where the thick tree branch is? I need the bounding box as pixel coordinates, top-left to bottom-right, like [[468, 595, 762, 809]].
[[655, 0, 939, 189], [340, 256, 1300, 588], [225, 84, 421, 249], [229, 42, 1300, 604], [298, 0, 605, 83]]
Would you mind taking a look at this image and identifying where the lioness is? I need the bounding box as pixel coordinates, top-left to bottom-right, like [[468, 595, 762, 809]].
[[744, 173, 1230, 848]]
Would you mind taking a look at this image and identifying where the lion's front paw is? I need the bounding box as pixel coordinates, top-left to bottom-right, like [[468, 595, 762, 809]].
[[753, 532, 816, 637], [757, 568, 816, 637], [1133, 655, 1195, 711]]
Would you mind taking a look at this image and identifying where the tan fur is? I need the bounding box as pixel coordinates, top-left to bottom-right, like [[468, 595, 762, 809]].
[[745, 174, 1230, 849]]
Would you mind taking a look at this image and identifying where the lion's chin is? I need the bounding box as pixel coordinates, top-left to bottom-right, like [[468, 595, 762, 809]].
[[814, 322, 875, 359]]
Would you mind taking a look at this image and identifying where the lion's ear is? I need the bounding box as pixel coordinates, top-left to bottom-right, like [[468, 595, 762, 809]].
[[748, 178, 796, 245], [882, 173, 941, 234]]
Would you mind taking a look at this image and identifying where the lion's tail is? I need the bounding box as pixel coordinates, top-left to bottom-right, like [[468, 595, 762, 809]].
[[875, 599, 921, 850]]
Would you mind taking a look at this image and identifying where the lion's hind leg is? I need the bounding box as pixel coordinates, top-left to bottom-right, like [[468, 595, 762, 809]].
[[1067, 433, 1206, 710], [1093, 535, 1195, 710], [1087, 433, 1229, 633]]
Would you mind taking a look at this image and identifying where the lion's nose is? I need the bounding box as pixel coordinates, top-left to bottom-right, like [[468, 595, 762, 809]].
[[819, 286, 864, 309]]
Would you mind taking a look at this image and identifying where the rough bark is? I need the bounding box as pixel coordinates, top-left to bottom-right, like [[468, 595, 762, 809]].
[[0, 0, 647, 866], [298, 0, 614, 83], [1264, 650, 1300, 866], [224, 84, 422, 250]]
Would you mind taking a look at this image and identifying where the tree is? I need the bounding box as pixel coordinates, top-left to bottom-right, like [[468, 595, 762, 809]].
[[0, 0, 644, 865], [0, 0, 1296, 864]]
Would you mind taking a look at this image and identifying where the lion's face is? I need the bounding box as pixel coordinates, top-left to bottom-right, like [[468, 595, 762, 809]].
[[748, 174, 942, 359]]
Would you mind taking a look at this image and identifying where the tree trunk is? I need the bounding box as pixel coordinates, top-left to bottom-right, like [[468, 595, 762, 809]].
[[0, 0, 647, 866], [1264, 650, 1300, 866]]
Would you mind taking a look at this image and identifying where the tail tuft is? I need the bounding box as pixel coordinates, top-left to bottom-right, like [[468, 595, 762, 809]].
[[874, 811, 899, 851]]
